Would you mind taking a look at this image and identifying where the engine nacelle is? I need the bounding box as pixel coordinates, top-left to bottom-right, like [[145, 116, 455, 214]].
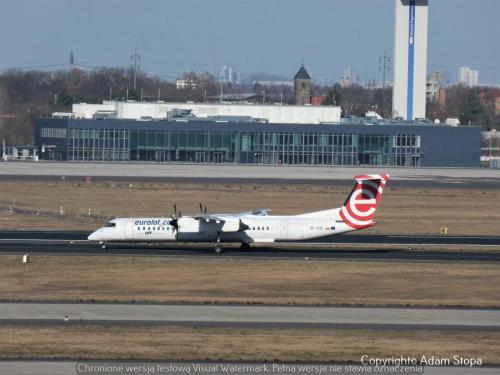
[[220, 219, 241, 233], [177, 217, 200, 233], [178, 217, 246, 234]]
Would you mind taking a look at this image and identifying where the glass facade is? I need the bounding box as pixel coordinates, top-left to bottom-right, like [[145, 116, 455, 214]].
[[40, 127, 67, 138], [68, 128, 129, 161], [58, 128, 421, 166]]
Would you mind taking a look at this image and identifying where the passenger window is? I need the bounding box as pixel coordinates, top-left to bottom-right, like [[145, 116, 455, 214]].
[[267, 226, 269, 230]]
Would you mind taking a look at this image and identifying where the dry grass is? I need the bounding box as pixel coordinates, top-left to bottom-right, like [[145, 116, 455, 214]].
[[0, 325, 499, 364], [1, 255, 499, 307], [1, 179, 500, 235]]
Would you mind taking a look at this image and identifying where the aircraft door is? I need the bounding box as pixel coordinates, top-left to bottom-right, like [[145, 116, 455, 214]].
[[124, 222, 134, 240], [279, 221, 288, 240]]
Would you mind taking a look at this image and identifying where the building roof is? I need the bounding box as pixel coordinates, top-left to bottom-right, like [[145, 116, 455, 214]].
[[294, 65, 311, 80]]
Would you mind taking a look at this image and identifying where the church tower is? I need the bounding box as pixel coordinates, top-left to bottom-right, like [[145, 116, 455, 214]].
[[294, 64, 311, 105]]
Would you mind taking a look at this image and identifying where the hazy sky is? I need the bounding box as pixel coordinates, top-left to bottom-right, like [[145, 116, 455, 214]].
[[0, 0, 498, 85]]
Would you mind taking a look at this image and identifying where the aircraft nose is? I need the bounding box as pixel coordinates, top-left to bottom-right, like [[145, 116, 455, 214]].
[[87, 230, 100, 241]]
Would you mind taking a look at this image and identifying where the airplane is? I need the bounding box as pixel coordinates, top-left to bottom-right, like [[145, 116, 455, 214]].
[[87, 174, 390, 253]]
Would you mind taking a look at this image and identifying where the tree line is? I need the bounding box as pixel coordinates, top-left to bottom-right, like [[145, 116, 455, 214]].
[[0, 67, 498, 145]]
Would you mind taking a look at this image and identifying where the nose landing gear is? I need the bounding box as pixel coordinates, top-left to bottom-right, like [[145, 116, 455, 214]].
[[99, 241, 108, 250]]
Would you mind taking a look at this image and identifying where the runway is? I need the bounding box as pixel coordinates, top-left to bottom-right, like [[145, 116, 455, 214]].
[[2, 162, 500, 188], [2, 302, 500, 330], [2, 230, 499, 245], [0, 231, 499, 261]]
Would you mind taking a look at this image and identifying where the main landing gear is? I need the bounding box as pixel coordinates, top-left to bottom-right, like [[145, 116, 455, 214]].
[[99, 241, 108, 250], [213, 233, 223, 254], [213, 242, 251, 253]]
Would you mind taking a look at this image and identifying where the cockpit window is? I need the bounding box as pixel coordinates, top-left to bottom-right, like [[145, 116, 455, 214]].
[[104, 222, 116, 228]]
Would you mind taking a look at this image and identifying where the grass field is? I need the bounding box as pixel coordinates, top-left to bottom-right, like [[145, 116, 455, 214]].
[[1, 325, 499, 364], [2, 255, 499, 307], [0, 179, 499, 235]]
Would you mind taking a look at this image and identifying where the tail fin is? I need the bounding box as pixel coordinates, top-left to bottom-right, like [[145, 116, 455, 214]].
[[340, 174, 390, 229]]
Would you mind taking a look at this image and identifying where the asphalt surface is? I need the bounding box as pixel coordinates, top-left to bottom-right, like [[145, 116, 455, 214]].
[[3, 174, 500, 189], [2, 302, 500, 331], [2, 162, 500, 188], [0, 231, 498, 262], [2, 230, 499, 245]]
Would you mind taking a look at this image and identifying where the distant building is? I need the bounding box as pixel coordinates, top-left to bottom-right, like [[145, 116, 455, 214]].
[[2, 145, 38, 161], [175, 79, 197, 90], [253, 80, 293, 87], [310, 96, 326, 106], [438, 88, 446, 111], [293, 65, 311, 105], [426, 72, 442, 101], [393, 0, 429, 121], [495, 96, 500, 115], [458, 66, 479, 87], [219, 65, 238, 84], [35, 117, 480, 167], [71, 101, 341, 124], [340, 68, 358, 88]]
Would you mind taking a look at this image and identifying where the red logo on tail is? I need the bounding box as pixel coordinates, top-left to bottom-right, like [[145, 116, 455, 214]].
[[340, 174, 389, 229]]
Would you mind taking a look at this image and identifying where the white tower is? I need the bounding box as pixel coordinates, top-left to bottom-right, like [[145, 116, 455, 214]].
[[393, 0, 429, 120]]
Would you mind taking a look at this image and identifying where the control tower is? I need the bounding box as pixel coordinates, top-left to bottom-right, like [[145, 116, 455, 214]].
[[392, 0, 428, 120]]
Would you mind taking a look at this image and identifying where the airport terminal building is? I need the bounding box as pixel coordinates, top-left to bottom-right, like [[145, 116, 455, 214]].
[[35, 114, 480, 168]]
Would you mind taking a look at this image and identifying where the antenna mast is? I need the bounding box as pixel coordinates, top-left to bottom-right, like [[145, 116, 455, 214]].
[[378, 50, 391, 115], [130, 48, 141, 91], [379, 50, 391, 91]]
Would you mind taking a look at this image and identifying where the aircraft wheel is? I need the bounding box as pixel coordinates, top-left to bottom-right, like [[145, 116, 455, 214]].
[[214, 246, 223, 254], [240, 243, 251, 250], [100, 242, 108, 250]]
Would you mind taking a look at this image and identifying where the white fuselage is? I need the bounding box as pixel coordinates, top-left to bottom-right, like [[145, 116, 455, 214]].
[[88, 174, 390, 248], [88, 210, 354, 244]]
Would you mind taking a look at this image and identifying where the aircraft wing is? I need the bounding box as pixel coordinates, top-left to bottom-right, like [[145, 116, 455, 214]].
[[219, 208, 271, 218], [251, 208, 272, 216], [195, 209, 271, 221], [193, 214, 226, 223]]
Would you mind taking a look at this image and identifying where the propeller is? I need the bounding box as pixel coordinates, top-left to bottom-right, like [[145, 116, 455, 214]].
[[170, 204, 180, 235]]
